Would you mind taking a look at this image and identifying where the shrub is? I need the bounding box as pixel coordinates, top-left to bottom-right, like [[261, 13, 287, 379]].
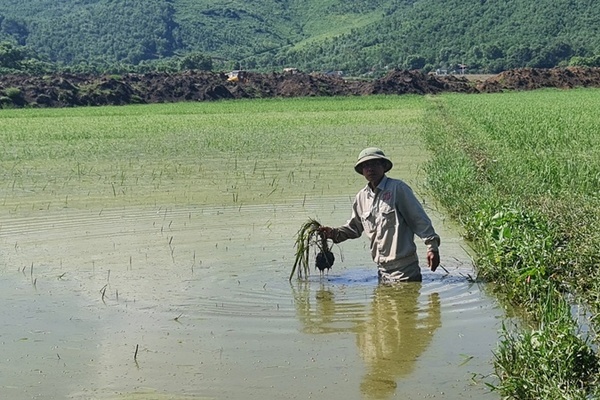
[[4, 87, 21, 99]]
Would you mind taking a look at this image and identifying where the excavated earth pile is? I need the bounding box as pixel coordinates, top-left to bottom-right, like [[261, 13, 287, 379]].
[[1, 67, 599, 108], [476, 67, 600, 92]]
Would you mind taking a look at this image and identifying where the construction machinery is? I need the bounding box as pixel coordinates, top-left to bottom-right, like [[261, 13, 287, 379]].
[[227, 70, 247, 82]]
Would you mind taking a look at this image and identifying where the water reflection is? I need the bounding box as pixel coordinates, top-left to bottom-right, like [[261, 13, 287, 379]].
[[293, 281, 366, 335], [293, 280, 441, 399], [358, 284, 440, 399]]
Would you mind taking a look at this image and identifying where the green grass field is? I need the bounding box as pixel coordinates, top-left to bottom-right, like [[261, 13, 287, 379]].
[[423, 88, 600, 399], [2, 90, 600, 397]]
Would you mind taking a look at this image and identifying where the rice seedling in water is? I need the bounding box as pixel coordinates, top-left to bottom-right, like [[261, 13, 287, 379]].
[[289, 218, 335, 281]]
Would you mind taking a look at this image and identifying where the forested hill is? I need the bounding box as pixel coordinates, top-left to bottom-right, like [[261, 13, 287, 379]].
[[1, 0, 600, 75]]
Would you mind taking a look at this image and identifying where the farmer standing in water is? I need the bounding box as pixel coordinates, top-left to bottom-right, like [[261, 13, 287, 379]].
[[319, 147, 440, 282]]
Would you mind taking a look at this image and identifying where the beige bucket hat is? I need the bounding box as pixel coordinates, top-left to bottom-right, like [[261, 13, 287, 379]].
[[354, 147, 393, 174]]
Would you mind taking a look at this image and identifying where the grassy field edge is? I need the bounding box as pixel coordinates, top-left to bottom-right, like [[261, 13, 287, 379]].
[[422, 89, 600, 399]]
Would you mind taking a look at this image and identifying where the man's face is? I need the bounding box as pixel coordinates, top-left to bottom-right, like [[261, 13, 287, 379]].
[[360, 159, 385, 186]]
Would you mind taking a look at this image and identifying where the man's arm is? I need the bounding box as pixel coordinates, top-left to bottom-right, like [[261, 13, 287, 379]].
[[320, 199, 364, 243]]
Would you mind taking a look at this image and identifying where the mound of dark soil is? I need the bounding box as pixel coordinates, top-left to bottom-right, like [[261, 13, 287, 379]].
[[1, 67, 599, 108], [371, 70, 478, 95], [476, 67, 600, 92]]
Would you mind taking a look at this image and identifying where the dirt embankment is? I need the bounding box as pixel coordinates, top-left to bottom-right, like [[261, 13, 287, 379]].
[[1, 67, 600, 108]]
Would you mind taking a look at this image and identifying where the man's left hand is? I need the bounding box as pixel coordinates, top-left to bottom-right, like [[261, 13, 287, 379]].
[[427, 250, 440, 272]]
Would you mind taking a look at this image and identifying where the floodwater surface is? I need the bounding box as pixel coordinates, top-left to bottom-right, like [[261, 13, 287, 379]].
[[0, 197, 502, 400]]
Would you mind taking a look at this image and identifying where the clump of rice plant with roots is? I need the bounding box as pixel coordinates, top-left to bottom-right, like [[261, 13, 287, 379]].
[[290, 218, 335, 281]]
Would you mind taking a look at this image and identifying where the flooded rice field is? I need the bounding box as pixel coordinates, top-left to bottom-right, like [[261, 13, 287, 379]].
[[0, 99, 503, 399], [0, 196, 502, 400]]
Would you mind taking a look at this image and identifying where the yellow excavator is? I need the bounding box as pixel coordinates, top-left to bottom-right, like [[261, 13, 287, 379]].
[[227, 70, 247, 82]]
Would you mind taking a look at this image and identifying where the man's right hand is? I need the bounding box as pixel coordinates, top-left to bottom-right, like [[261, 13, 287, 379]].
[[427, 250, 440, 272], [318, 226, 334, 239]]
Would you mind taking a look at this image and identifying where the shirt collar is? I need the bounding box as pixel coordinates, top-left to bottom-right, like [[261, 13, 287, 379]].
[[377, 176, 389, 191], [366, 175, 389, 195]]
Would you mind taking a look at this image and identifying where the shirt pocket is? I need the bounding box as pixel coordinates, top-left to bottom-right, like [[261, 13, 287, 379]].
[[378, 203, 397, 233], [362, 210, 376, 234]]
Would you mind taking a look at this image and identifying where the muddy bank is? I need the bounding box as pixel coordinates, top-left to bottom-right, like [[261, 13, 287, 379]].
[[1, 67, 599, 108]]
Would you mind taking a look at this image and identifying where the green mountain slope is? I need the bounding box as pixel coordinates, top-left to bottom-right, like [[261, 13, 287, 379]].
[[1, 0, 177, 64], [1, 0, 599, 74], [279, 0, 600, 73]]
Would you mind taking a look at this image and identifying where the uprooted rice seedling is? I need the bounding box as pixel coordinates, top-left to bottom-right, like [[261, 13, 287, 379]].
[[289, 218, 335, 281]]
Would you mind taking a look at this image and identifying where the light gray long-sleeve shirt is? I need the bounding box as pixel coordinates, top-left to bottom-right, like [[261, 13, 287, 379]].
[[331, 176, 440, 268]]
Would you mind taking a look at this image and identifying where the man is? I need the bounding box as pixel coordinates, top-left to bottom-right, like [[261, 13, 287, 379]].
[[320, 147, 440, 282]]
